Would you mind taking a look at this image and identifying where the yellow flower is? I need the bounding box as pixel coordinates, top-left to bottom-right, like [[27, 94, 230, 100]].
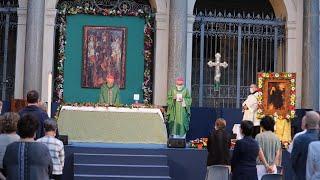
[[286, 115, 291, 119], [275, 73, 279, 77], [291, 110, 295, 115], [291, 79, 295, 83], [288, 73, 292, 77], [291, 87, 295, 91]]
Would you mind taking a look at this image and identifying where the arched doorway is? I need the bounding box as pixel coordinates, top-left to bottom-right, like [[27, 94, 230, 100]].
[[191, 0, 286, 108], [0, 0, 17, 100]]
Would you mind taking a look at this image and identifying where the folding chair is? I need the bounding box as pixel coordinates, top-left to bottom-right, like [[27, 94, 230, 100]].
[[205, 165, 230, 180]]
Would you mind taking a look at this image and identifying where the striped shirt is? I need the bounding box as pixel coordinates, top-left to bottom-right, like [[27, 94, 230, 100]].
[[37, 136, 64, 175]]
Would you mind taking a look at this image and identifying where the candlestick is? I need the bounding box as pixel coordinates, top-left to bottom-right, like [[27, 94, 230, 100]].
[[47, 72, 52, 117]]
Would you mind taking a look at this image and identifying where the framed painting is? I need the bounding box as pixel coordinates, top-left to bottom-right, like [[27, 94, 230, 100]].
[[82, 26, 127, 88], [257, 72, 296, 120]]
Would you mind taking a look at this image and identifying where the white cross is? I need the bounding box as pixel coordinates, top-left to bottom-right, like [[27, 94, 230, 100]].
[[207, 53, 228, 84]]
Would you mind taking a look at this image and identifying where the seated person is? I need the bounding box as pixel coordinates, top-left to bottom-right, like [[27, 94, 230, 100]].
[[99, 74, 120, 105]]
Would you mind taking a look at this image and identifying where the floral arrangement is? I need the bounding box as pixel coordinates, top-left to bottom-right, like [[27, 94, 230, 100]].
[[190, 138, 208, 149], [54, 1, 154, 104], [256, 72, 296, 120]]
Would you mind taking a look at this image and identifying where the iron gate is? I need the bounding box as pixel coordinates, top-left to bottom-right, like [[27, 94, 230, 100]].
[[0, 0, 17, 100], [192, 11, 286, 108]]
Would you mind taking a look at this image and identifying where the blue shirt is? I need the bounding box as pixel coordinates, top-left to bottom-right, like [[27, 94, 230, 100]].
[[307, 141, 320, 180], [291, 129, 319, 180]]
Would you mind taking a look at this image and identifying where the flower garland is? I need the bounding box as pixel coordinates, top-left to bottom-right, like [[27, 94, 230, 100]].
[[256, 72, 296, 120], [54, 1, 154, 104]]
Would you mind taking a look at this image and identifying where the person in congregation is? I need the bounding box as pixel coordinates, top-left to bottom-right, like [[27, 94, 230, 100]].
[[167, 77, 192, 138], [231, 120, 260, 180], [255, 116, 281, 180], [0, 112, 20, 180], [206, 118, 231, 180], [287, 115, 307, 153], [242, 84, 260, 137], [306, 131, 320, 180], [3, 114, 53, 180], [291, 111, 320, 180], [99, 74, 121, 105], [37, 119, 65, 180], [19, 90, 49, 139]]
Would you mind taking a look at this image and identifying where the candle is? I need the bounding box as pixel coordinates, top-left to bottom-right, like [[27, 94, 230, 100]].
[[47, 72, 52, 117]]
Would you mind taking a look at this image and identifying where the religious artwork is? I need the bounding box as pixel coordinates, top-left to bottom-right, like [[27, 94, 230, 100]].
[[207, 53, 228, 91], [82, 26, 127, 89], [55, 2, 154, 104], [257, 72, 296, 142]]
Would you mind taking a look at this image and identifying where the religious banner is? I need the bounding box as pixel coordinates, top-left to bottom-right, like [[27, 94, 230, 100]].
[[82, 26, 127, 89], [257, 72, 296, 142]]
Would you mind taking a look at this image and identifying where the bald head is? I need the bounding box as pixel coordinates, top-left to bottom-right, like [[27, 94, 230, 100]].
[[303, 111, 320, 130]]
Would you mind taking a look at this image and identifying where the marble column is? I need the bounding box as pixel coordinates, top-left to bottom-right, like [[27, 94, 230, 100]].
[[168, 0, 187, 88], [186, 14, 195, 93], [153, 12, 169, 106], [41, 0, 57, 102], [14, 0, 28, 99], [23, 0, 45, 97], [302, 0, 319, 109]]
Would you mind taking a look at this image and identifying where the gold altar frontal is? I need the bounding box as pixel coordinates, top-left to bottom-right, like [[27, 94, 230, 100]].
[[57, 106, 168, 144]]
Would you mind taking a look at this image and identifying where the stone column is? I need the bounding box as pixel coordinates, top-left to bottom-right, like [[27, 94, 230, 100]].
[[186, 14, 195, 92], [23, 0, 45, 96], [153, 12, 170, 106], [168, 0, 187, 88], [302, 0, 319, 109], [14, 0, 28, 99], [41, 0, 57, 102]]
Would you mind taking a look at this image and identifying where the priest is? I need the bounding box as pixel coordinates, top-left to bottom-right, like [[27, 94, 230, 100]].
[[242, 84, 260, 137], [167, 77, 192, 138], [99, 74, 121, 105]]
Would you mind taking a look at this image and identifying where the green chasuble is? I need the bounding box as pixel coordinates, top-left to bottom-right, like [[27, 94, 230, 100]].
[[167, 86, 192, 136], [99, 84, 121, 105]]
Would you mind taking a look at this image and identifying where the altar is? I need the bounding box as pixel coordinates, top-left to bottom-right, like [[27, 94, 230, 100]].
[[57, 106, 168, 144]]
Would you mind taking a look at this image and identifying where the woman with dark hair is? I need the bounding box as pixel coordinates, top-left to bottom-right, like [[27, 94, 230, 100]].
[[2, 114, 53, 180], [0, 112, 20, 180], [231, 120, 259, 180], [207, 118, 231, 166], [206, 118, 231, 179], [255, 116, 281, 179]]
